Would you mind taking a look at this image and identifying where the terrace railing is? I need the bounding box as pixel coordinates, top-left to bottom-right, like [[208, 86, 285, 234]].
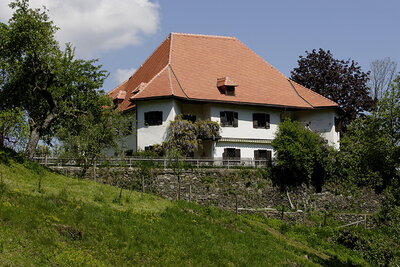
[[32, 156, 271, 169]]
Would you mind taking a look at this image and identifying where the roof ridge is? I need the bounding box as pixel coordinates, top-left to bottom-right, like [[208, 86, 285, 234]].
[[108, 80, 128, 94], [127, 34, 172, 84], [291, 80, 338, 105], [167, 65, 174, 95], [288, 80, 313, 108], [171, 32, 236, 40], [131, 65, 170, 99], [169, 64, 189, 99]]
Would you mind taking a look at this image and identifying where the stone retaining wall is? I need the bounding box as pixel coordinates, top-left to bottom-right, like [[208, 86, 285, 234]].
[[51, 166, 384, 220]]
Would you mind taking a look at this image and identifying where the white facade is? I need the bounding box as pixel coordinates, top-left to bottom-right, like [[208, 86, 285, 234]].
[[130, 98, 339, 158]]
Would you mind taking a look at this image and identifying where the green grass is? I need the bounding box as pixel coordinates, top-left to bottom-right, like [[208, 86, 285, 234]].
[[0, 157, 373, 266]]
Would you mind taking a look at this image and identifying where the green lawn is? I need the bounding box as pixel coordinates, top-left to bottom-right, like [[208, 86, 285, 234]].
[[0, 157, 371, 266]]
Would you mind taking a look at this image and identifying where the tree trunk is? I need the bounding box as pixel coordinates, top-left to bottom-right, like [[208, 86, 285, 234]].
[[25, 125, 41, 159], [25, 112, 57, 159]]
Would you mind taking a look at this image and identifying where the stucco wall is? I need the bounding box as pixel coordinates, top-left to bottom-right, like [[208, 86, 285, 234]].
[[132, 99, 340, 156], [214, 142, 274, 159], [293, 109, 340, 149], [136, 99, 179, 150], [210, 104, 280, 140]]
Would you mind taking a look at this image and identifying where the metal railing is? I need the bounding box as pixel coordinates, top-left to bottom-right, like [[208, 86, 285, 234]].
[[33, 156, 271, 169]]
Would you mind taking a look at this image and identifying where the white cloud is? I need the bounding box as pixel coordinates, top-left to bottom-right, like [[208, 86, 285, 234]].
[[0, 0, 159, 56], [115, 68, 136, 83]]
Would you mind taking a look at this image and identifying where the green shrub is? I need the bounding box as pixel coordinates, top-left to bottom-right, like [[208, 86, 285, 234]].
[[271, 119, 332, 191], [336, 229, 397, 266]]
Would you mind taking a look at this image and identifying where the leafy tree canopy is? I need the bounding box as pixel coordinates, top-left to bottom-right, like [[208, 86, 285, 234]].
[[57, 99, 134, 177], [0, 108, 29, 152], [291, 49, 374, 132], [339, 75, 400, 192], [0, 0, 108, 158], [271, 119, 332, 191]]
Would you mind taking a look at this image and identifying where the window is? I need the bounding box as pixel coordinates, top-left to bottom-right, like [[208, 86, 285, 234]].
[[220, 111, 238, 127], [225, 86, 235, 96], [182, 114, 196, 123], [253, 113, 270, 129], [334, 117, 341, 133], [144, 111, 162, 126], [254, 149, 272, 162], [223, 148, 241, 159]]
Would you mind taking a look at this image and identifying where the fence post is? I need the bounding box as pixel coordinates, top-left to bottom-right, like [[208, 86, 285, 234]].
[[281, 205, 285, 220], [38, 165, 43, 192], [93, 162, 96, 181], [142, 175, 145, 193], [189, 184, 192, 202], [235, 194, 238, 215], [364, 214, 367, 229], [1, 162, 3, 185]]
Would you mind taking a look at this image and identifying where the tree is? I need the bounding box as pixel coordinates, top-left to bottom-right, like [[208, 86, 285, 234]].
[[57, 100, 134, 177], [0, 108, 29, 152], [339, 75, 400, 192], [369, 58, 397, 102], [271, 119, 331, 191], [0, 0, 108, 158], [291, 49, 374, 132], [164, 115, 220, 157]]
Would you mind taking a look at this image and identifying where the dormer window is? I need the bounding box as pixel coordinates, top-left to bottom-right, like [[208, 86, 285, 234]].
[[113, 90, 126, 104], [217, 77, 238, 96]]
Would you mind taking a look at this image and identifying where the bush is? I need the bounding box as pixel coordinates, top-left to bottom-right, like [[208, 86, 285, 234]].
[[336, 229, 397, 266], [271, 119, 332, 191]]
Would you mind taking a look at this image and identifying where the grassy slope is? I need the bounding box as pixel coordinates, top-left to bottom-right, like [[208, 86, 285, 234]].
[[0, 159, 368, 266]]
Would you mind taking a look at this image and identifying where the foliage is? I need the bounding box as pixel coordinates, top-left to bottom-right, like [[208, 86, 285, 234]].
[[164, 115, 220, 156], [0, 0, 108, 158], [291, 48, 374, 131], [271, 119, 332, 191], [338, 75, 400, 192], [57, 102, 134, 177], [336, 228, 399, 266], [0, 108, 29, 152], [339, 117, 396, 191]]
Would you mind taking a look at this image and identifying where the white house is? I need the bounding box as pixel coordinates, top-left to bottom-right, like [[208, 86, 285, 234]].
[[109, 33, 340, 161]]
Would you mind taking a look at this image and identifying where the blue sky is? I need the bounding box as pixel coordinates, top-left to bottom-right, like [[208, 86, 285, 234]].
[[1, 0, 399, 92], [100, 0, 400, 92]]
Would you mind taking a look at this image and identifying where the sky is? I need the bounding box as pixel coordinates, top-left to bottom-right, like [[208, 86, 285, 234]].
[[1, 0, 399, 93]]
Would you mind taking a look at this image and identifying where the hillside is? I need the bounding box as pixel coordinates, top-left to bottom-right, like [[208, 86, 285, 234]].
[[0, 157, 373, 266]]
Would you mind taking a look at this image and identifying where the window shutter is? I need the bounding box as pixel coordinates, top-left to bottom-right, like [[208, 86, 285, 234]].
[[266, 150, 272, 162], [220, 112, 226, 126], [157, 111, 162, 125], [265, 114, 270, 129], [223, 148, 227, 159], [254, 150, 259, 160], [233, 112, 238, 127], [235, 149, 241, 159], [253, 114, 258, 128]]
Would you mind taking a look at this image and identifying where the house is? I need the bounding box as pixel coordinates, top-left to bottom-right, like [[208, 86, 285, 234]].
[[109, 33, 340, 161]]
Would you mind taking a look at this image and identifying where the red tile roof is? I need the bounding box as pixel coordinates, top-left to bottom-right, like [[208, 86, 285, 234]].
[[109, 33, 338, 111]]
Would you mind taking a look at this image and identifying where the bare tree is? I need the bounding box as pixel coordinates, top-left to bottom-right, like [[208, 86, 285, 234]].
[[369, 58, 397, 102]]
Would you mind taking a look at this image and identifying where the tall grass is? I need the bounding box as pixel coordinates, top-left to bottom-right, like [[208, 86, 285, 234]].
[[0, 157, 370, 266]]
